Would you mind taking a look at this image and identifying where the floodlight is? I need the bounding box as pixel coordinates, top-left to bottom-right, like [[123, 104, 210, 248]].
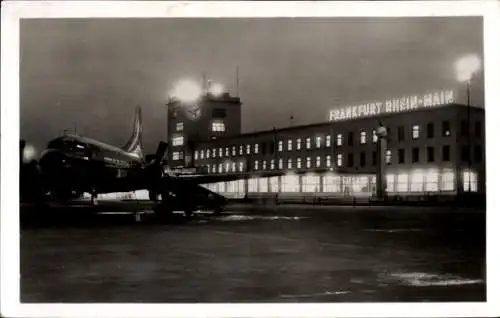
[[170, 79, 202, 103], [455, 54, 481, 82], [209, 83, 224, 96]]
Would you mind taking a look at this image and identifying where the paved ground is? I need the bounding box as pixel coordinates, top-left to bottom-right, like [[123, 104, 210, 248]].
[[20, 202, 486, 302]]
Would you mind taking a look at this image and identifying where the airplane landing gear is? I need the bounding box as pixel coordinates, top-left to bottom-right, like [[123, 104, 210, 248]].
[[90, 188, 98, 206]]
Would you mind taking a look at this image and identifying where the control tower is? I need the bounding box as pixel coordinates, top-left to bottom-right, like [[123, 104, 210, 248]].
[[166, 80, 242, 168]]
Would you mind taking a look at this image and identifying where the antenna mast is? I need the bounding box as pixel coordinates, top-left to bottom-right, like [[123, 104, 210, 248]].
[[236, 66, 240, 97]]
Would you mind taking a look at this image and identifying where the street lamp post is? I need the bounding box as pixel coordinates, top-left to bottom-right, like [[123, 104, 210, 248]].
[[455, 54, 481, 193], [375, 122, 388, 200]]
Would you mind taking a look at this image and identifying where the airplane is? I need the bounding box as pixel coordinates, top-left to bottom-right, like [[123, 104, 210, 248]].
[[19, 106, 264, 217]]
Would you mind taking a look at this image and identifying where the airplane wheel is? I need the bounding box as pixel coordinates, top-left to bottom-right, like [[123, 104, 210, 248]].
[[184, 209, 194, 218]]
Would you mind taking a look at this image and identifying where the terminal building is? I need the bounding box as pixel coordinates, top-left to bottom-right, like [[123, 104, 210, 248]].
[[166, 87, 485, 201]]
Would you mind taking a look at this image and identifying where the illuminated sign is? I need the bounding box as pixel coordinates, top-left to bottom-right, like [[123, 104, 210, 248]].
[[329, 90, 455, 122]]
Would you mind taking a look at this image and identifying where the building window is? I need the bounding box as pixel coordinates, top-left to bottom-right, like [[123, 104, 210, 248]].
[[270, 159, 275, 170], [372, 151, 377, 166], [302, 175, 320, 193], [326, 155, 331, 168], [200, 151, 204, 159], [398, 126, 405, 142], [316, 156, 321, 167], [398, 149, 405, 164], [412, 147, 419, 163], [336, 153, 343, 167], [347, 153, 353, 167], [427, 147, 434, 162], [323, 175, 341, 193], [336, 134, 343, 146], [474, 146, 482, 163], [412, 125, 420, 139], [326, 135, 331, 147], [442, 121, 451, 136], [305, 157, 311, 168], [232, 162, 236, 172], [212, 164, 216, 173], [360, 131, 367, 144], [463, 170, 478, 192], [427, 123, 434, 139], [360, 152, 366, 167], [461, 145, 470, 162], [269, 176, 279, 192], [172, 151, 182, 160], [385, 150, 392, 164], [194, 150, 199, 160], [297, 158, 302, 169], [281, 175, 300, 193], [225, 147, 229, 157], [212, 148, 217, 158], [372, 130, 378, 143], [225, 162, 230, 173], [278, 140, 283, 152], [441, 170, 455, 191], [475, 121, 482, 138], [176, 122, 184, 132], [239, 145, 243, 155], [410, 170, 424, 192], [396, 173, 409, 192], [219, 148, 223, 158], [218, 163, 223, 173], [211, 120, 225, 132], [248, 179, 258, 193], [442, 145, 450, 162], [287, 158, 292, 169], [238, 161, 244, 172], [425, 169, 439, 192], [348, 132, 354, 146], [278, 159, 283, 169], [246, 144, 251, 155], [386, 174, 395, 192], [316, 136, 322, 148], [232, 146, 236, 156], [306, 138, 311, 149], [262, 160, 267, 170], [287, 139, 292, 151], [259, 178, 268, 193], [206, 149, 210, 159], [172, 136, 184, 146], [296, 139, 301, 150], [254, 143, 259, 154], [254, 160, 259, 170]]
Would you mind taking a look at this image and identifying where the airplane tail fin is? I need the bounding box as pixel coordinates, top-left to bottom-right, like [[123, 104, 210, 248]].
[[122, 106, 144, 159]]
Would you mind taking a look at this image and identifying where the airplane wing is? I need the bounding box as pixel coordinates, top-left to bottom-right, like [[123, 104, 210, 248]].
[[171, 170, 286, 185]]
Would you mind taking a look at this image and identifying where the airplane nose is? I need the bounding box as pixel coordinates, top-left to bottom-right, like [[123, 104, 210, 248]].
[[38, 150, 68, 174]]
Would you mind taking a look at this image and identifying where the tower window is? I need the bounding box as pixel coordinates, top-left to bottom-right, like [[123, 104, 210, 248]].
[[278, 140, 283, 152], [372, 130, 378, 143], [254, 143, 259, 154], [211, 120, 225, 132], [412, 125, 420, 139], [176, 122, 184, 132], [326, 135, 331, 147], [172, 136, 184, 146], [360, 131, 367, 144], [336, 134, 343, 146], [385, 150, 392, 164]]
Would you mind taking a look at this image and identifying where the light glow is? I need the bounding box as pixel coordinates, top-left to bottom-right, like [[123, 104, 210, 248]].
[[209, 82, 224, 96], [455, 54, 482, 82], [170, 79, 202, 103], [22, 143, 37, 163]]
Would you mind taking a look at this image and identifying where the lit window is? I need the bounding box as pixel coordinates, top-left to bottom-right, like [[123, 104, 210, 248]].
[[336, 154, 343, 167], [212, 165, 216, 173], [441, 170, 455, 191], [270, 159, 275, 170], [231, 162, 236, 172], [372, 130, 378, 143], [302, 175, 320, 193], [336, 134, 343, 146], [262, 160, 267, 170], [322, 175, 341, 193], [296, 139, 301, 150], [200, 151, 205, 159], [172, 136, 184, 146], [386, 174, 395, 192], [239, 145, 243, 155], [211, 120, 225, 132], [246, 144, 251, 155], [270, 177, 279, 192], [248, 178, 258, 193], [259, 178, 268, 193], [412, 125, 420, 139], [172, 152, 182, 160], [316, 156, 321, 167], [288, 139, 293, 151], [238, 161, 244, 172], [225, 147, 229, 157], [194, 150, 199, 160], [176, 122, 184, 132], [326, 155, 331, 167], [326, 135, 331, 147], [278, 140, 283, 152], [232, 146, 236, 156], [212, 148, 216, 158], [287, 158, 292, 169], [306, 138, 311, 149], [360, 131, 367, 144], [218, 163, 222, 173], [425, 169, 439, 192], [254, 160, 259, 170], [219, 148, 223, 158], [254, 143, 259, 154], [316, 136, 322, 148], [385, 150, 392, 164], [410, 170, 424, 192], [297, 158, 302, 169], [280, 175, 300, 192], [463, 170, 478, 192], [396, 173, 409, 192], [306, 157, 311, 168], [278, 159, 283, 169], [225, 162, 230, 173]]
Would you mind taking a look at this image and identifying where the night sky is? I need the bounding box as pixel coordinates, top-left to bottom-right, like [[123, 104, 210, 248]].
[[20, 17, 483, 153]]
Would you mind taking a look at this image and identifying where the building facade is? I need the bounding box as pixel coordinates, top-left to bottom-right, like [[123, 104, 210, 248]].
[[167, 92, 485, 200]]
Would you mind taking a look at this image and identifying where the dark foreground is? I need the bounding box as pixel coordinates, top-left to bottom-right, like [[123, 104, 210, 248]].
[[20, 202, 486, 302]]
